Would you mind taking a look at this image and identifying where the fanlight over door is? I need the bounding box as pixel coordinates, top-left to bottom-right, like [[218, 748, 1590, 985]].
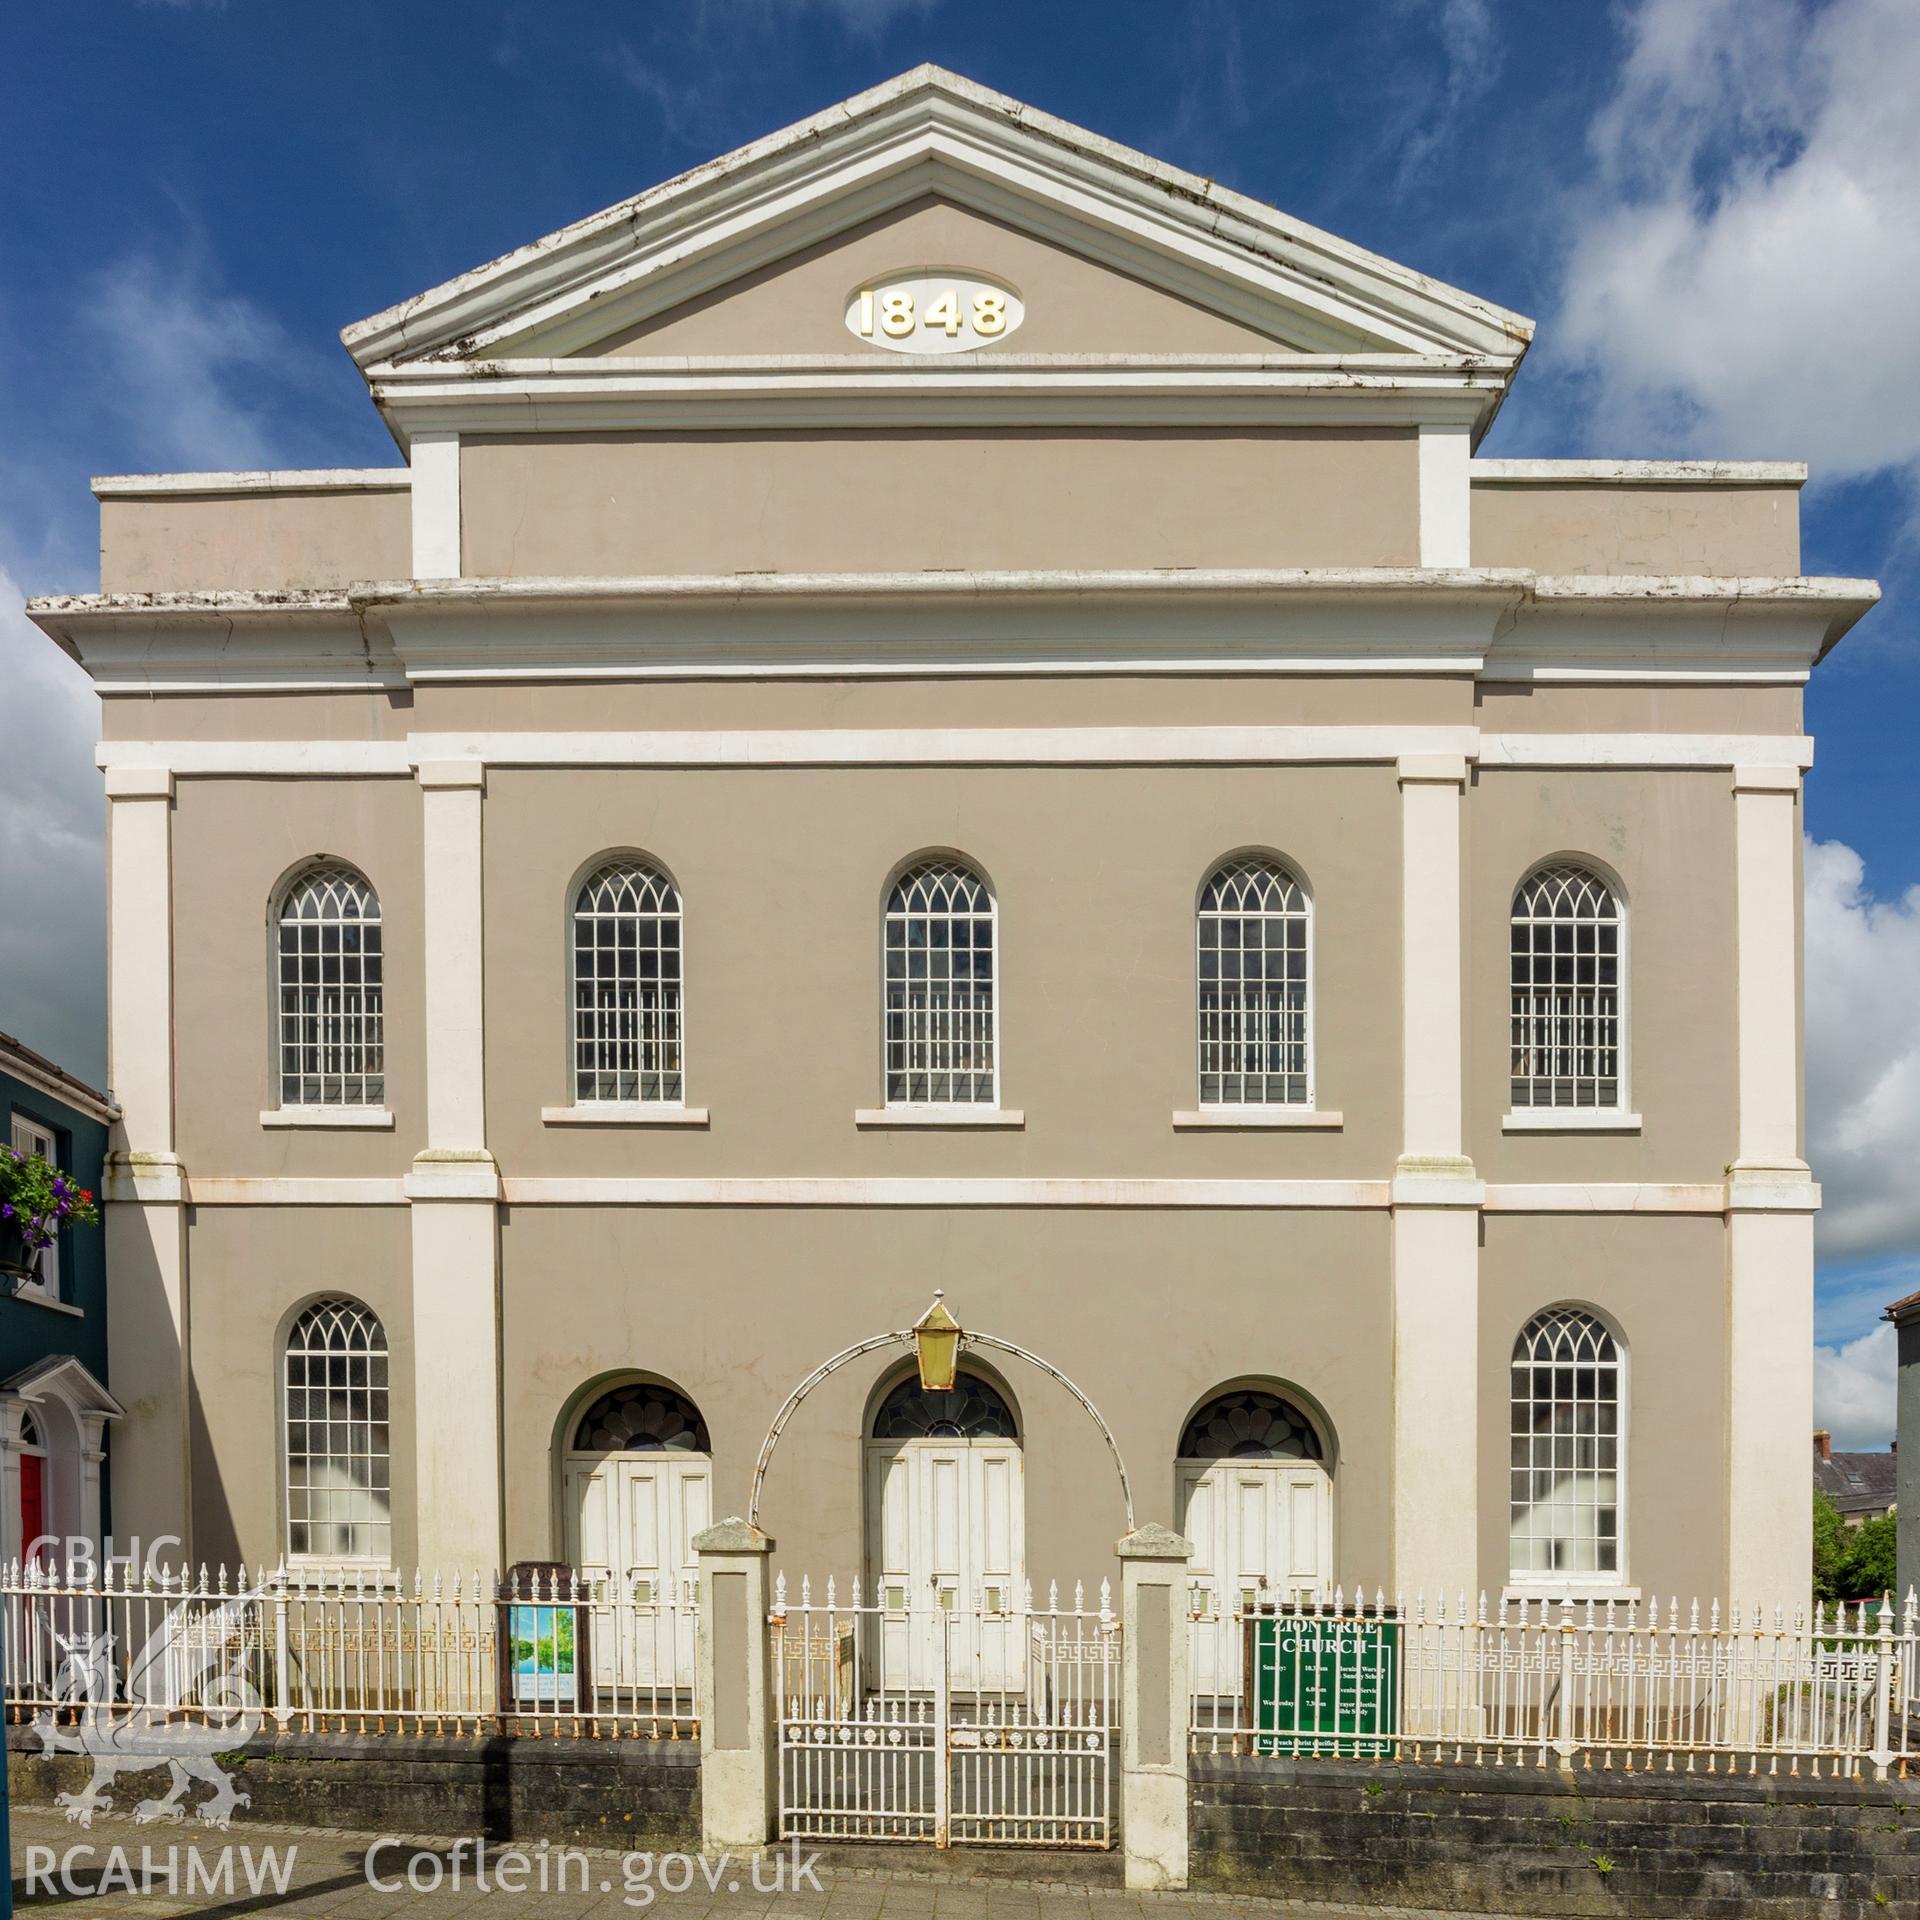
[[1175, 1389, 1332, 1697], [865, 1371, 1024, 1690], [564, 1380, 711, 1694]]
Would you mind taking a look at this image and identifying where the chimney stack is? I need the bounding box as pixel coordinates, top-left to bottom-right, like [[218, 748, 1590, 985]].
[[1814, 1429, 1832, 1463]]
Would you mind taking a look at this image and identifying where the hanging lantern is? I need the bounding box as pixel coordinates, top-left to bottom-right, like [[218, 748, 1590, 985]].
[[911, 1293, 962, 1393]]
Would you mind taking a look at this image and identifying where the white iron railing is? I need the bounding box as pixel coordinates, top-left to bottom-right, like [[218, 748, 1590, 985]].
[[2, 1560, 698, 1739], [772, 1574, 1118, 1847], [1190, 1587, 1920, 1779]]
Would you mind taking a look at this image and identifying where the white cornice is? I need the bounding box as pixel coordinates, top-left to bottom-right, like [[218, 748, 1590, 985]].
[[92, 728, 1813, 778], [1470, 459, 1807, 488], [342, 67, 1533, 375], [30, 569, 1875, 692], [367, 353, 1510, 436], [91, 469, 410, 498]]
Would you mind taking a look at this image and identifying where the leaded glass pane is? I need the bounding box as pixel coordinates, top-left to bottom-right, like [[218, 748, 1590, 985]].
[[1508, 1308, 1622, 1579], [1509, 866, 1622, 1109], [283, 1297, 391, 1562], [573, 861, 684, 1103], [277, 866, 383, 1106], [1197, 858, 1310, 1105], [884, 860, 995, 1104]]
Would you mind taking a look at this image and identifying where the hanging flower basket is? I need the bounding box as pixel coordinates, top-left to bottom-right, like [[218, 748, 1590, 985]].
[[0, 1144, 97, 1282]]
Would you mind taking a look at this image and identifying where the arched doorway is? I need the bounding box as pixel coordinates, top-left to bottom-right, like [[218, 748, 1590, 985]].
[[562, 1379, 712, 1693], [865, 1369, 1024, 1688], [1177, 1386, 1333, 1692]]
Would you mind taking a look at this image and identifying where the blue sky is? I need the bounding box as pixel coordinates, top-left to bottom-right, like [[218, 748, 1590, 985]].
[[3, 1, 1916, 1436]]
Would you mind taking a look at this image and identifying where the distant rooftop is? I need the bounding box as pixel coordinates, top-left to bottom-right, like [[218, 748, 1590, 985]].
[[0, 1029, 114, 1123]]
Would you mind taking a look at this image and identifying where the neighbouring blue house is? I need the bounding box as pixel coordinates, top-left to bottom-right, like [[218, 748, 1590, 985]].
[[1, 1028, 120, 1568]]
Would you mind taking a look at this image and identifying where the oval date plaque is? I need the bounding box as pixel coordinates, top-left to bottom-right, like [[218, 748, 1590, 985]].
[[845, 270, 1025, 354]]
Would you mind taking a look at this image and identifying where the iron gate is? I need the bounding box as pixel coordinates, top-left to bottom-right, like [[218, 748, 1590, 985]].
[[771, 1574, 1117, 1847]]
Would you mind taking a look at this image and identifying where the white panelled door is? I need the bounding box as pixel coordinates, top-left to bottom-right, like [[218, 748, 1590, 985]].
[[867, 1440, 1024, 1691], [567, 1453, 710, 1691], [1178, 1459, 1332, 1695]]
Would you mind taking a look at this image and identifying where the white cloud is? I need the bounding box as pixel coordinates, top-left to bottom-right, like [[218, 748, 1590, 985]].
[[1553, 0, 1920, 484], [1387, 0, 1502, 185], [0, 566, 104, 1083], [1814, 1321, 1897, 1452], [1805, 837, 1920, 1261], [80, 252, 305, 474]]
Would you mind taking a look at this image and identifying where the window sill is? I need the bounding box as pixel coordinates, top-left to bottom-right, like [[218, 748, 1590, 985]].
[[855, 1107, 1025, 1130], [261, 1107, 394, 1130], [1503, 1583, 1640, 1606], [1502, 1111, 1641, 1134], [1173, 1108, 1343, 1131], [541, 1104, 710, 1128], [10, 1289, 81, 1318]]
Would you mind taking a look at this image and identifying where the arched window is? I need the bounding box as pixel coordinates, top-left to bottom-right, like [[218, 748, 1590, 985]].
[[1509, 864, 1623, 1111], [884, 859, 996, 1105], [871, 1371, 1019, 1441], [1197, 857, 1311, 1106], [571, 1380, 710, 1454], [276, 865, 383, 1107], [1179, 1388, 1324, 1462], [283, 1297, 391, 1563], [1509, 1308, 1623, 1579], [573, 861, 683, 1103]]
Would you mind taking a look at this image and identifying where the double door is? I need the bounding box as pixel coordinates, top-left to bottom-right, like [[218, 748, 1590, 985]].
[[866, 1440, 1024, 1692], [1178, 1458, 1332, 1696], [565, 1452, 710, 1694]]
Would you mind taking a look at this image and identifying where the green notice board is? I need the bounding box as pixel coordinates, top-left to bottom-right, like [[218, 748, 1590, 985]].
[[1249, 1612, 1398, 1757]]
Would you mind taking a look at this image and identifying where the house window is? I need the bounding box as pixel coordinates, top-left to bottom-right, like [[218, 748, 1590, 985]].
[[884, 859, 996, 1105], [1197, 857, 1311, 1106], [572, 861, 684, 1103], [283, 1296, 391, 1563], [276, 865, 384, 1107], [1509, 1307, 1623, 1579], [8, 1114, 61, 1304], [1509, 864, 1623, 1110]]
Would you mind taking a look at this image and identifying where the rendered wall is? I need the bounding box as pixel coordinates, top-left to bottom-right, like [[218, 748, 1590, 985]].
[[458, 428, 1422, 577]]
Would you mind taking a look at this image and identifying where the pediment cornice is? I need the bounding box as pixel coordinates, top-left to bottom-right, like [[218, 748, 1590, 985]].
[[342, 67, 1533, 393]]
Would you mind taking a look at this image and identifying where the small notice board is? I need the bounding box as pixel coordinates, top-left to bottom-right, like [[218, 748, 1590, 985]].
[[1246, 1609, 1399, 1758], [498, 1562, 589, 1709]]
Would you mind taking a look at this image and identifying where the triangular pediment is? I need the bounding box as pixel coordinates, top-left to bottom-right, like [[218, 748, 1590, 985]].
[[344, 67, 1531, 373]]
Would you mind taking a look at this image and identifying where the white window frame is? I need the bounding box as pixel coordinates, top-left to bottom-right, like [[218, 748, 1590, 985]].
[[880, 855, 1002, 1111], [281, 1296, 393, 1570], [1195, 854, 1315, 1112], [1505, 860, 1633, 1126], [1506, 1304, 1628, 1593], [568, 857, 687, 1109], [9, 1113, 61, 1305], [271, 864, 386, 1113]]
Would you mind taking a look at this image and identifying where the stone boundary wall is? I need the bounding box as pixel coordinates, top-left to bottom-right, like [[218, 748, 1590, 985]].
[[6, 1728, 699, 1854], [1192, 1754, 1919, 1918]]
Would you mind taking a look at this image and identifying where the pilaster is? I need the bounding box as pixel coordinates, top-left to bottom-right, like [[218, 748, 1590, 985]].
[[410, 431, 461, 579], [102, 765, 192, 1556], [410, 756, 503, 1573], [1391, 754, 1480, 1602], [1724, 766, 1815, 1611], [1417, 423, 1473, 569]]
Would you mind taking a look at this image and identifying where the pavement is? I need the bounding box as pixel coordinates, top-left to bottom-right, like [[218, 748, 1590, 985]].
[[7, 1807, 1493, 1919]]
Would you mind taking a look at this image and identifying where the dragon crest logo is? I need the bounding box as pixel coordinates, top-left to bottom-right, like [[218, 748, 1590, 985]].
[[30, 1583, 263, 1828]]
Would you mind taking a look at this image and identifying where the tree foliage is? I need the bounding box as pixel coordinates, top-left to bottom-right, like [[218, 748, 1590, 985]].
[[1813, 1490, 1899, 1603]]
